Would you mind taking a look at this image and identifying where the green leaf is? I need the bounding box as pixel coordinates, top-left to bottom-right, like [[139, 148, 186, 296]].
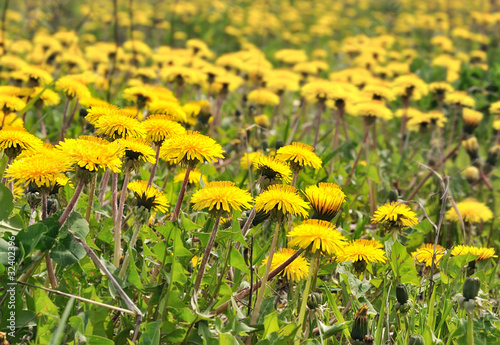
[[51, 213, 89, 267], [181, 213, 201, 232], [317, 321, 351, 339], [390, 240, 419, 285], [263, 311, 279, 338], [87, 336, 115, 345], [0, 214, 24, 235], [139, 321, 161, 345], [366, 165, 381, 184], [0, 183, 13, 221], [219, 333, 241, 345], [127, 248, 144, 290], [229, 247, 249, 274], [48, 298, 75, 345]]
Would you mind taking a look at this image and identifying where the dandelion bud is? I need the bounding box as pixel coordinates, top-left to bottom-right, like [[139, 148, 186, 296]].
[[396, 284, 409, 304], [307, 292, 324, 311], [408, 335, 424, 345], [353, 259, 368, 274], [462, 108, 483, 134], [484, 145, 500, 174], [462, 137, 479, 162], [463, 277, 480, 300], [351, 305, 369, 342], [388, 188, 399, 202], [462, 166, 479, 184]]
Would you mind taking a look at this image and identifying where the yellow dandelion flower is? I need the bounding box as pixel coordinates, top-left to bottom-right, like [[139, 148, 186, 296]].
[[148, 102, 187, 123], [0, 111, 23, 128], [287, 219, 347, 255], [6, 151, 71, 189], [253, 155, 292, 184], [57, 136, 124, 173], [240, 152, 262, 170], [85, 104, 120, 125], [395, 107, 422, 119], [262, 248, 309, 282], [489, 101, 500, 115], [173, 168, 207, 185], [254, 114, 270, 128], [117, 137, 156, 164], [462, 108, 483, 129], [142, 115, 186, 144], [55, 76, 91, 99], [95, 112, 145, 140], [451, 245, 496, 261], [304, 183, 346, 222], [351, 100, 393, 121], [428, 81, 454, 96], [254, 184, 310, 219], [0, 95, 26, 114], [276, 142, 322, 172], [412, 244, 446, 268], [128, 180, 169, 213], [31, 87, 61, 107], [160, 131, 224, 166], [336, 239, 387, 266], [445, 198, 493, 224], [371, 202, 419, 230], [0, 126, 43, 158], [247, 88, 280, 106], [191, 181, 253, 214], [123, 86, 157, 108], [444, 91, 475, 108]]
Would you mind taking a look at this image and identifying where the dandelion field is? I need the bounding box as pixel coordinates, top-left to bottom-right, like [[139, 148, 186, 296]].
[[1, 0, 500, 344]]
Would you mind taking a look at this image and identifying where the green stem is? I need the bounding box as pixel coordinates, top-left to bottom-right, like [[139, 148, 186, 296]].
[[119, 222, 142, 279], [193, 215, 221, 296], [249, 221, 281, 325], [114, 169, 132, 267], [296, 250, 320, 345], [467, 312, 474, 345], [85, 174, 97, 222]]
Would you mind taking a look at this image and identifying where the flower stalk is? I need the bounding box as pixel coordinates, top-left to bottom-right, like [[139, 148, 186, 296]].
[[296, 250, 320, 344], [193, 215, 221, 296], [114, 168, 132, 267], [171, 164, 193, 222]]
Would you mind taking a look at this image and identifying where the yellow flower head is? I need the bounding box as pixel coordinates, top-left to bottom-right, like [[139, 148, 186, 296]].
[[85, 104, 120, 125], [247, 88, 280, 106], [336, 239, 387, 266], [262, 248, 310, 282], [489, 101, 500, 115], [0, 95, 26, 113], [276, 142, 322, 172], [148, 102, 187, 123], [412, 243, 446, 268], [128, 180, 169, 213], [254, 114, 270, 128], [160, 131, 224, 166], [31, 87, 61, 107], [428, 81, 454, 96], [95, 112, 145, 140], [240, 152, 262, 170], [174, 168, 208, 185], [304, 183, 346, 222], [55, 76, 91, 99], [255, 184, 310, 220], [444, 91, 475, 108], [445, 198, 493, 224], [253, 155, 292, 184], [451, 245, 496, 261], [462, 108, 483, 127], [287, 219, 347, 255], [57, 136, 124, 173], [392, 74, 428, 100], [143, 115, 186, 144], [191, 181, 253, 214], [351, 100, 393, 121], [123, 86, 157, 107], [0, 126, 43, 158], [371, 202, 419, 230], [117, 137, 156, 165], [6, 151, 71, 190]]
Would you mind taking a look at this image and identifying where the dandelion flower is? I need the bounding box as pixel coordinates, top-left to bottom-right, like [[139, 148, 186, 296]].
[[371, 202, 419, 231], [351, 100, 393, 121], [276, 142, 322, 173], [0, 126, 43, 158], [253, 155, 292, 185], [337, 239, 387, 273], [304, 183, 345, 222], [6, 151, 71, 190], [191, 181, 253, 214], [85, 104, 120, 125], [143, 115, 186, 144], [0, 95, 26, 114], [117, 137, 156, 166], [262, 248, 309, 282], [412, 244, 446, 268], [160, 131, 224, 167], [451, 245, 496, 261], [445, 198, 493, 224], [255, 184, 310, 220], [240, 152, 262, 170], [95, 112, 145, 140], [128, 180, 169, 213], [174, 168, 207, 186], [247, 88, 280, 106], [57, 136, 124, 173], [55, 76, 91, 99], [287, 219, 347, 255]]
